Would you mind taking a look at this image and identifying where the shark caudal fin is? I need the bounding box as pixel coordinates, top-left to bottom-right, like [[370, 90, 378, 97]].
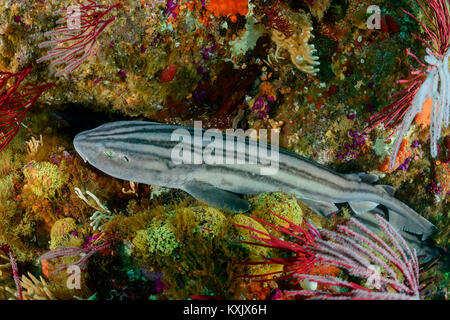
[[376, 184, 437, 240], [352, 206, 439, 263], [347, 183, 437, 240], [388, 209, 438, 241]]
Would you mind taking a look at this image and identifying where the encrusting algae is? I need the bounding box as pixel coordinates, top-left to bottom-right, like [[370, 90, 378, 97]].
[[23, 161, 67, 199]]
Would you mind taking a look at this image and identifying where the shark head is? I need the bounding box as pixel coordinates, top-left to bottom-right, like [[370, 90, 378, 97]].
[[73, 121, 175, 186], [73, 122, 138, 181]]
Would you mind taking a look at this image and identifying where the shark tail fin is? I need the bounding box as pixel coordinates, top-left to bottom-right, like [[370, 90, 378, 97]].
[[387, 209, 438, 241]]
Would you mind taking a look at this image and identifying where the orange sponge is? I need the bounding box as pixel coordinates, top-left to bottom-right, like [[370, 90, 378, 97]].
[[206, 0, 248, 22], [414, 98, 432, 127]]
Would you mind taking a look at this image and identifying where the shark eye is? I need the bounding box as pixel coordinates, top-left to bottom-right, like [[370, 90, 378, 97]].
[[104, 150, 115, 158]]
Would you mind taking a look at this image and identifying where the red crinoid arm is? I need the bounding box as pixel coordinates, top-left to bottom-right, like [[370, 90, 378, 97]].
[[235, 211, 421, 299], [1, 245, 23, 300], [365, 81, 422, 137], [404, 0, 450, 56], [0, 66, 54, 152]]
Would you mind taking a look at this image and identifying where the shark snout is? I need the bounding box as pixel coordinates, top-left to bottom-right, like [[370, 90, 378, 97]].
[[73, 132, 94, 163]]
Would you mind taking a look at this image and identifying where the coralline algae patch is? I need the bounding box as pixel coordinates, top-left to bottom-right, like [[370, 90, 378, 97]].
[[115, 201, 295, 299], [23, 162, 67, 199], [249, 192, 303, 228]]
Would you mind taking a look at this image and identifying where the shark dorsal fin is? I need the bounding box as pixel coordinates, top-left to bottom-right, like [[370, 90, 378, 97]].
[[376, 184, 396, 196], [345, 172, 379, 184]]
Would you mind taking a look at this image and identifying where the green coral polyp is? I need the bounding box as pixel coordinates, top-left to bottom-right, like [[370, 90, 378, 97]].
[[133, 222, 180, 259], [50, 218, 84, 250]]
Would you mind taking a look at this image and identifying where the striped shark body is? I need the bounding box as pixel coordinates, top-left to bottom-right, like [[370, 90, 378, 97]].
[[73, 121, 437, 240]]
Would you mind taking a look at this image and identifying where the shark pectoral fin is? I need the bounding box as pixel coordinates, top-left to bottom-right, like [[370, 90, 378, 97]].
[[351, 206, 388, 231], [183, 181, 251, 213], [349, 201, 379, 215], [301, 199, 339, 217], [345, 173, 379, 184]]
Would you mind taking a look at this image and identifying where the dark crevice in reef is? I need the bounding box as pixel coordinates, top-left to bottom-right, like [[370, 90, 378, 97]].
[[49, 103, 139, 138]]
